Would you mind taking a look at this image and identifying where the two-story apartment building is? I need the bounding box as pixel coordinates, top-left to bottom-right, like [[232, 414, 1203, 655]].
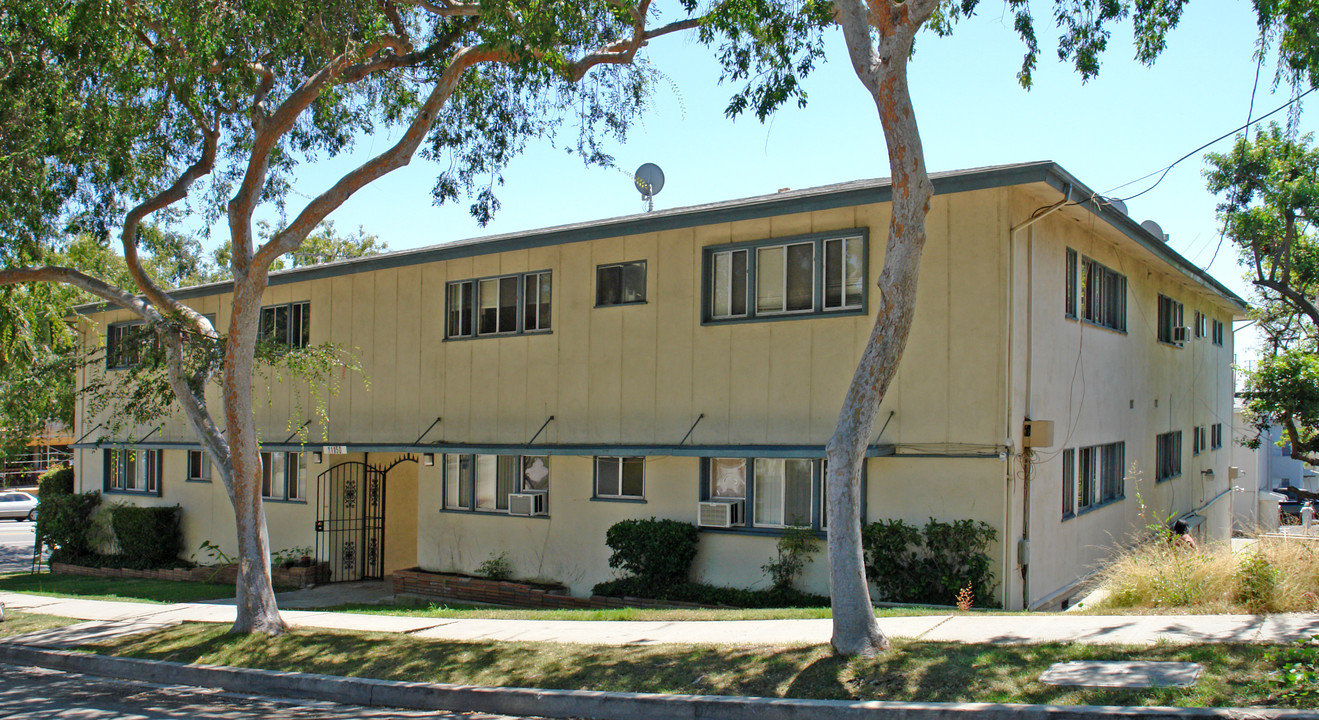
[[70, 161, 1244, 610]]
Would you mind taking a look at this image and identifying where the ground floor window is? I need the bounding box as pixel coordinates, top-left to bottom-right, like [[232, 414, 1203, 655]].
[[186, 449, 211, 482], [104, 448, 162, 495], [1156, 431, 1182, 482], [700, 457, 838, 531], [594, 456, 644, 500], [261, 451, 307, 501], [444, 453, 549, 513]]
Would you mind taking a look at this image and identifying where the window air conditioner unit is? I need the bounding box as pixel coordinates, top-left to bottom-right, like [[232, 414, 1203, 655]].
[[1173, 326, 1190, 342], [697, 500, 744, 528], [508, 492, 548, 517]]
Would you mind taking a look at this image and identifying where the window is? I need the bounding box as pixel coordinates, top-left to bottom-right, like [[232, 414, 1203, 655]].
[[106, 322, 148, 369], [104, 448, 162, 495], [596, 260, 647, 306], [1211, 423, 1223, 450], [1194, 310, 1207, 339], [594, 456, 644, 500], [1156, 430, 1183, 482], [187, 450, 210, 482], [1074, 442, 1124, 514], [260, 452, 306, 501], [702, 457, 832, 530], [1064, 248, 1078, 318], [1193, 425, 1207, 456], [704, 231, 866, 323], [1062, 448, 1075, 518], [1212, 319, 1224, 346], [1157, 295, 1184, 345], [259, 301, 310, 348], [1079, 256, 1126, 331], [445, 271, 551, 339], [444, 454, 548, 512]]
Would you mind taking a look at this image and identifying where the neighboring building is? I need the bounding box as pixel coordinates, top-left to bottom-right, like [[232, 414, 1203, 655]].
[[70, 161, 1244, 610], [1230, 404, 1318, 532], [1, 420, 72, 488]]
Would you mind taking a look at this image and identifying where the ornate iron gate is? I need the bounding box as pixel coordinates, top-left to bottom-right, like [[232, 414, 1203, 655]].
[[314, 462, 386, 582]]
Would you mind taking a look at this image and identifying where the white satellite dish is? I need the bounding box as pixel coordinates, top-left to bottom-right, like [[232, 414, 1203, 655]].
[[634, 163, 665, 212], [1141, 219, 1166, 242]]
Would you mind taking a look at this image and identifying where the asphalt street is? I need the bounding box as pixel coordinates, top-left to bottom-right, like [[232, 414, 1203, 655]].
[[0, 520, 36, 573], [0, 664, 526, 719]]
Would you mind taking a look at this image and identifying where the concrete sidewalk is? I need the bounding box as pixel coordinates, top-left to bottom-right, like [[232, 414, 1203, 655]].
[[4, 590, 1319, 647]]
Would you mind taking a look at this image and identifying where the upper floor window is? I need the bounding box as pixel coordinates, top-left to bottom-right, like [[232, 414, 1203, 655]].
[[1194, 310, 1207, 339], [1065, 442, 1124, 517], [446, 271, 551, 339], [260, 301, 310, 348], [1157, 295, 1185, 346], [1156, 430, 1183, 482], [1064, 248, 1078, 318], [1212, 319, 1224, 346], [1211, 422, 1223, 450], [104, 448, 162, 495], [1079, 256, 1126, 331], [106, 322, 147, 369], [596, 260, 647, 307], [704, 231, 866, 323]]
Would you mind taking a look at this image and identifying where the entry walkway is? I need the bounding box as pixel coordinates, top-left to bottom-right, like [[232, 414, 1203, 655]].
[[3, 590, 1319, 647]]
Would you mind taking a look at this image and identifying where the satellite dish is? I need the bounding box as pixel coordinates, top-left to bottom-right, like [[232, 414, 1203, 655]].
[[1106, 196, 1127, 215], [634, 163, 664, 211], [1141, 219, 1166, 241]]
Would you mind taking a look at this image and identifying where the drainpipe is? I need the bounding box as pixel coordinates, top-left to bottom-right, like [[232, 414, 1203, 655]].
[[1004, 184, 1072, 610]]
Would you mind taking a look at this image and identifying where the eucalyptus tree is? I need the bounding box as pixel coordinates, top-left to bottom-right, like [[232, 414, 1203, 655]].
[[0, 0, 706, 635], [714, 0, 1319, 655], [1206, 124, 1319, 463]]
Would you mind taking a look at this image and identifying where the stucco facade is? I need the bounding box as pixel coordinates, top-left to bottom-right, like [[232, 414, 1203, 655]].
[[71, 161, 1244, 609]]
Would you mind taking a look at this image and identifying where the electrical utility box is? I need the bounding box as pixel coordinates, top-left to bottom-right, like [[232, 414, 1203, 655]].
[[1023, 420, 1054, 448]]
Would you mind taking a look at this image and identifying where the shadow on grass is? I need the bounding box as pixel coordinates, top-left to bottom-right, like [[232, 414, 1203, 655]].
[[89, 625, 1296, 708]]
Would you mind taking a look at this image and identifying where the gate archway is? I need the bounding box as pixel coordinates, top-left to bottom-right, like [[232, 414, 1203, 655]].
[[314, 461, 386, 583]]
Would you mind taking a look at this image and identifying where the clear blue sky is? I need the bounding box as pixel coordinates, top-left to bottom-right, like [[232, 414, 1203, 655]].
[[239, 1, 1315, 363]]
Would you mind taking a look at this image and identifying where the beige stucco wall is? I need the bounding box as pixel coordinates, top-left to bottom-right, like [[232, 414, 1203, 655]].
[[70, 180, 1239, 609]]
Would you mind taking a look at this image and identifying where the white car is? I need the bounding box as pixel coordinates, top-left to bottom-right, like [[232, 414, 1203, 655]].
[[0, 491, 37, 521]]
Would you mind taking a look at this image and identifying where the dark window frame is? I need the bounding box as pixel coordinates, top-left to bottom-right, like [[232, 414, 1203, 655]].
[[1079, 255, 1127, 332], [186, 449, 211, 483], [701, 229, 869, 325], [1156, 430, 1183, 482], [1157, 294, 1185, 347], [595, 260, 648, 307], [1073, 441, 1125, 515], [259, 301, 310, 348], [444, 270, 552, 340], [106, 321, 148, 370], [699, 457, 865, 534], [1064, 248, 1078, 319], [1212, 319, 1225, 346], [259, 451, 307, 503], [1062, 447, 1075, 519], [442, 453, 549, 514], [103, 448, 163, 497]]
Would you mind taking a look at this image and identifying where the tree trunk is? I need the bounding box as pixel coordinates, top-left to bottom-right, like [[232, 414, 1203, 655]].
[[221, 276, 286, 635], [827, 0, 936, 657]]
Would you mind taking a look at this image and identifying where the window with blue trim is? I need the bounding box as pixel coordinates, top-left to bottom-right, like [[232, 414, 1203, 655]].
[[446, 271, 551, 339], [444, 454, 549, 512], [104, 448, 162, 495], [704, 231, 866, 323], [260, 451, 306, 501], [702, 457, 832, 530]]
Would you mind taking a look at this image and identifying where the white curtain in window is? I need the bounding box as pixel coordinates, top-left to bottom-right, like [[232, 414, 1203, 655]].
[[755, 458, 785, 525], [444, 454, 462, 508], [475, 454, 497, 509], [757, 246, 785, 313]]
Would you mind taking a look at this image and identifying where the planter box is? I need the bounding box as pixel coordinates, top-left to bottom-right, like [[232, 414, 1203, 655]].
[[51, 561, 330, 589], [391, 568, 721, 610]]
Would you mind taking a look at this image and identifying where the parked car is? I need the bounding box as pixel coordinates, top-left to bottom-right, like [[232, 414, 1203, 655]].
[[0, 491, 36, 521], [1274, 486, 1314, 525]]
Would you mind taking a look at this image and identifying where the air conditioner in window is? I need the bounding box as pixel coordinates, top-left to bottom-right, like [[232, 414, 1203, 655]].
[[508, 492, 548, 517], [1173, 326, 1190, 342], [697, 500, 744, 528]]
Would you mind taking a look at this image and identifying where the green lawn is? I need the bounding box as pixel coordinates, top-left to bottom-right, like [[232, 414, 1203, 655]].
[[0, 572, 235, 604], [86, 622, 1313, 708], [314, 601, 1031, 622], [0, 610, 80, 638]]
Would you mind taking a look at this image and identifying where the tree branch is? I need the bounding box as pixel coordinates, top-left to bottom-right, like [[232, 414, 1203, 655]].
[[1257, 277, 1319, 327], [1282, 415, 1319, 465], [395, 0, 482, 16], [0, 266, 160, 322]]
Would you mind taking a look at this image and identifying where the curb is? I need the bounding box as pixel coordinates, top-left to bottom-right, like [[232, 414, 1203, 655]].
[[0, 643, 1315, 720]]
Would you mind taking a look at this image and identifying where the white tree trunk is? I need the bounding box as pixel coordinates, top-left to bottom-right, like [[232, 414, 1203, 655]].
[[827, 0, 938, 657]]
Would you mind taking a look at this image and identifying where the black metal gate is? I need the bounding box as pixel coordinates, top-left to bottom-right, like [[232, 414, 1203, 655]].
[[314, 462, 386, 582]]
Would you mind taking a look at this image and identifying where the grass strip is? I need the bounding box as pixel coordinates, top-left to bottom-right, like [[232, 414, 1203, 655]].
[[314, 602, 1035, 621], [0, 572, 234, 604], [0, 610, 80, 639], [87, 622, 1309, 708]]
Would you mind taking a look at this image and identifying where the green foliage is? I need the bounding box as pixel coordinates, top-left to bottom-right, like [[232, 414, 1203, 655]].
[[37, 466, 74, 496], [604, 518, 700, 586], [592, 576, 829, 609], [36, 490, 102, 563], [191, 539, 235, 566], [107, 504, 183, 569], [271, 545, 313, 568], [476, 552, 514, 581], [862, 518, 998, 607], [1235, 553, 1281, 612], [761, 526, 820, 591], [1274, 635, 1319, 700]]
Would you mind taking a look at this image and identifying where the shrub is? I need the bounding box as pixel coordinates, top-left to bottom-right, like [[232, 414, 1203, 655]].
[[604, 518, 699, 586], [36, 491, 102, 563], [1235, 552, 1280, 612], [108, 505, 183, 569], [862, 517, 998, 607], [477, 551, 513, 580], [762, 526, 820, 590], [37, 466, 74, 496], [592, 576, 829, 608]]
